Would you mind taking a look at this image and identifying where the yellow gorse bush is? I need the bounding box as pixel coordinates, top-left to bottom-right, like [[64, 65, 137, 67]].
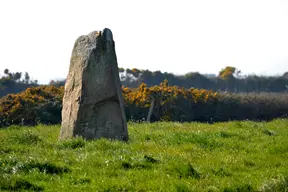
[[0, 80, 218, 125], [0, 86, 64, 126], [122, 81, 218, 107], [1, 79, 286, 126]]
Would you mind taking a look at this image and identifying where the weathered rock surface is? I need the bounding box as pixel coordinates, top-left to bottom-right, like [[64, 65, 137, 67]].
[[59, 28, 128, 141]]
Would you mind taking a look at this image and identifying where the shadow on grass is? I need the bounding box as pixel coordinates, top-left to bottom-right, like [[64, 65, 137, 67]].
[[10, 161, 71, 175], [174, 163, 201, 179], [0, 178, 43, 191], [121, 155, 160, 170], [121, 161, 152, 170], [212, 167, 232, 177], [70, 177, 91, 185]]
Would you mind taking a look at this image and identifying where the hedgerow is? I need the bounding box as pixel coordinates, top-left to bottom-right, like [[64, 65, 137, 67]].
[[0, 86, 63, 127], [0, 81, 287, 127]]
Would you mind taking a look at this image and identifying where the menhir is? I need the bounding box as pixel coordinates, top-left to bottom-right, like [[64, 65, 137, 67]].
[[59, 28, 128, 141]]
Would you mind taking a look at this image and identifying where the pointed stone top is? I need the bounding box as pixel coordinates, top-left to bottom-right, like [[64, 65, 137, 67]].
[[87, 28, 113, 41], [103, 28, 113, 42]]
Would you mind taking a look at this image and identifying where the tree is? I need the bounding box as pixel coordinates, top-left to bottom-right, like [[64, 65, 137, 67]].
[[3, 69, 22, 82], [4, 69, 9, 75], [4, 69, 12, 79], [24, 72, 30, 84], [13, 72, 22, 81], [218, 66, 236, 80]]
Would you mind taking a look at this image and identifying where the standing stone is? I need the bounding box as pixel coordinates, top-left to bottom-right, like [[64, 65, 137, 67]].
[[59, 28, 128, 141]]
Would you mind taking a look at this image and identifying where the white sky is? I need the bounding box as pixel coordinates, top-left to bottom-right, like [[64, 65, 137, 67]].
[[0, 0, 288, 84]]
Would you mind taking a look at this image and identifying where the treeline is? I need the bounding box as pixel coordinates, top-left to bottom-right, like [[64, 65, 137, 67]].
[[0, 69, 38, 97], [120, 67, 288, 92], [1, 81, 287, 127], [1, 67, 288, 99], [50, 66, 288, 93]]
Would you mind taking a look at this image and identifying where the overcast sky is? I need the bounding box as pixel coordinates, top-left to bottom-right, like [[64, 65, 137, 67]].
[[0, 0, 288, 84]]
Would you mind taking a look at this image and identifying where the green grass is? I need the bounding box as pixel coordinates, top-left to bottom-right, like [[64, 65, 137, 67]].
[[0, 119, 288, 191]]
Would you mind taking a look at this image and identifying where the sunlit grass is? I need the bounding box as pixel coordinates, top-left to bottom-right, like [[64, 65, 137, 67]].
[[0, 119, 287, 191]]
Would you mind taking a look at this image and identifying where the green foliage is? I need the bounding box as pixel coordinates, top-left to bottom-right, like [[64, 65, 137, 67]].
[[2, 68, 288, 99], [60, 137, 86, 149], [0, 85, 63, 127], [0, 69, 38, 97], [1, 82, 288, 127], [0, 120, 287, 191], [49, 67, 288, 92], [123, 81, 288, 122], [13, 130, 42, 144], [223, 184, 255, 192], [120, 67, 288, 93]]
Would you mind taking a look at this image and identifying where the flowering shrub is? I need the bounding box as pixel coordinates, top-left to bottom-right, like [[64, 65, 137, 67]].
[[0, 81, 287, 127], [123, 80, 219, 122], [0, 86, 63, 126]]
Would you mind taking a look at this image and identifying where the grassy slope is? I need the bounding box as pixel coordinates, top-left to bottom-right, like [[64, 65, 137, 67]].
[[0, 119, 288, 192]]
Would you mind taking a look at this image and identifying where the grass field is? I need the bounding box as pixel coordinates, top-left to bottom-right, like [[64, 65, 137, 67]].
[[0, 119, 288, 191]]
